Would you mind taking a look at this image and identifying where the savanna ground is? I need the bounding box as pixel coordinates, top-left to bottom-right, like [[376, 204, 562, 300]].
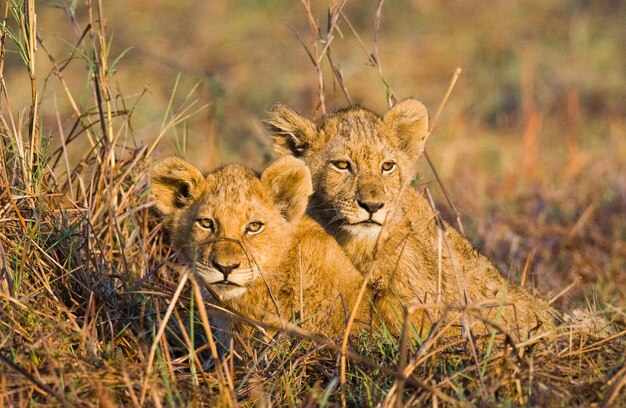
[[1, 0, 625, 406]]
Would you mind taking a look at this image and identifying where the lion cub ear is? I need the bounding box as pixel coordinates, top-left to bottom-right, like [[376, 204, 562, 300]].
[[383, 99, 429, 158], [261, 156, 313, 223], [151, 157, 204, 215], [266, 104, 317, 158]]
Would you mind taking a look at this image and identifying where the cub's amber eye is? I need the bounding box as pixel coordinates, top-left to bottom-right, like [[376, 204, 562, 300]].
[[245, 221, 264, 235], [381, 161, 396, 174], [332, 160, 351, 171], [196, 218, 215, 231]]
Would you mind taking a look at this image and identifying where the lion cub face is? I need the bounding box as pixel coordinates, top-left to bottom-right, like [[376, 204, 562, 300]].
[[151, 156, 312, 300], [267, 99, 428, 239]]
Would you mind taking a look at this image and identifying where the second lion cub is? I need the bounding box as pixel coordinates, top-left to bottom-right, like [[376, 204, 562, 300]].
[[151, 156, 371, 344], [267, 100, 564, 341]]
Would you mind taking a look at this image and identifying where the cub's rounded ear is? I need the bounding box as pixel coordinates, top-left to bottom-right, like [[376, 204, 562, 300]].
[[260, 156, 313, 223], [383, 99, 429, 158], [150, 157, 204, 215], [265, 103, 317, 158]]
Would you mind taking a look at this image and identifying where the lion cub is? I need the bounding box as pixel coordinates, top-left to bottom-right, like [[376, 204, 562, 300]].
[[151, 156, 371, 343], [268, 100, 563, 341]]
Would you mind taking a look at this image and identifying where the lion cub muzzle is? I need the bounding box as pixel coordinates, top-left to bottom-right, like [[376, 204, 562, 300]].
[[208, 240, 247, 283], [355, 178, 386, 220], [197, 239, 254, 298]]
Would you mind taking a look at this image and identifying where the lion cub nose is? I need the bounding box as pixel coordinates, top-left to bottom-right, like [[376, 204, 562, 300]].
[[357, 199, 384, 215], [210, 257, 240, 279]]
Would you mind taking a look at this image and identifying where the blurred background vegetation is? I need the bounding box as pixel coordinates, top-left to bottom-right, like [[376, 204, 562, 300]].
[[4, 0, 625, 307]]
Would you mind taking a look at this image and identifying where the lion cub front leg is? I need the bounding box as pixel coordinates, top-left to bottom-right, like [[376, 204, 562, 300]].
[[369, 263, 392, 293], [363, 257, 407, 314]]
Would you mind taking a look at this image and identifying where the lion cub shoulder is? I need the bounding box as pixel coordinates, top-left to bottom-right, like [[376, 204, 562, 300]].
[[151, 156, 369, 341]]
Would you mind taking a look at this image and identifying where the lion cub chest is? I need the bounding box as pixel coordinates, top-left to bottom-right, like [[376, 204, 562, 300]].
[[230, 216, 369, 337]]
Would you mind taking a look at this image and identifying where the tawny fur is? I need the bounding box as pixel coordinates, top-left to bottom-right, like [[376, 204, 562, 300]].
[[151, 156, 372, 344], [268, 100, 562, 341]]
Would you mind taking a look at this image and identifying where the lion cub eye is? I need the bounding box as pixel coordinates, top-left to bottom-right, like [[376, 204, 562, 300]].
[[196, 218, 215, 232], [245, 221, 264, 235], [381, 161, 396, 174], [331, 160, 351, 172]]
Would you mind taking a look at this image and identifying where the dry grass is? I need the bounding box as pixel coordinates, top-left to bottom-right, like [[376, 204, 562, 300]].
[[1, 1, 625, 406]]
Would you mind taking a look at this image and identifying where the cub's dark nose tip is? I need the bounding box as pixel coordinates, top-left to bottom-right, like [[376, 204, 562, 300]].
[[211, 258, 240, 278], [357, 199, 384, 214]]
